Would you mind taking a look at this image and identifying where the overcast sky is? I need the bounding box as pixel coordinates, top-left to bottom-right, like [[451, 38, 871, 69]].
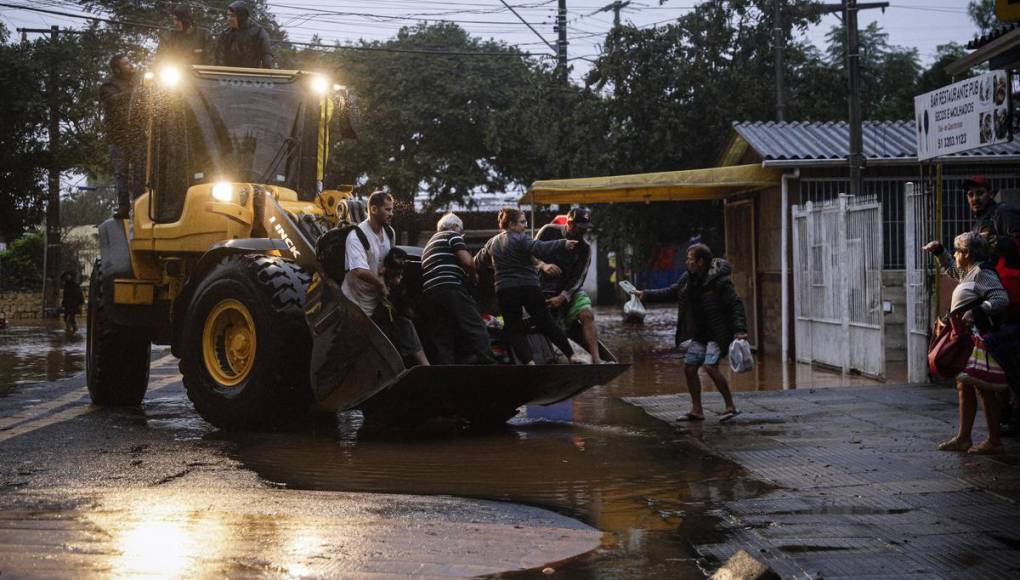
[[1, 0, 979, 82]]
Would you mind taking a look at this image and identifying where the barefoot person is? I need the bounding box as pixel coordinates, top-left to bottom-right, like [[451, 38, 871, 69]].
[[475, 207, 582, 365], [925, 232, 1010, 454], [636, 243, 747, 422]]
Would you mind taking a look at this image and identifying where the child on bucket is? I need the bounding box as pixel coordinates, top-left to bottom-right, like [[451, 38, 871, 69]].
[[475, 207, 582, 365]]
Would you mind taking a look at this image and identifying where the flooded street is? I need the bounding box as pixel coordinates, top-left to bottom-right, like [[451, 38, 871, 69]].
[[0, 320, 85, 396], [0, 305, 890, 577]]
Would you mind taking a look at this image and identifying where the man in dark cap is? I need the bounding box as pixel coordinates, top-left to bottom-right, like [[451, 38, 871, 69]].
[[157, 5, 210, 65], [535, 207, 603, 363], [99, 54, 144, 219], [215, 1, 276, 69], [962, 175, 1020, 249]]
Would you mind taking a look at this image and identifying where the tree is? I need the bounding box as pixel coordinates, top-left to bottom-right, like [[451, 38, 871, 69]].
[[969, 0, 996, 34], [0, 25, 47, 243], [789, 23, 921, 122], [324, 23, 565, 209], [0, 233, 44, 292]]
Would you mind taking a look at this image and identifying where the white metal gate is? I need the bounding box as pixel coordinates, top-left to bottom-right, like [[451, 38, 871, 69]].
[[904, 182, 932, 383], [792, 195, 885, 377]]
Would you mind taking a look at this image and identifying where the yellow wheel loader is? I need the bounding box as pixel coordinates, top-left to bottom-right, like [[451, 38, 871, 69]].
[[86, 64, 628, 431]]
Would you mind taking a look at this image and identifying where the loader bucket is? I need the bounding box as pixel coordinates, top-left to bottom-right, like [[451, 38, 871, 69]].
[[357, 362, 630, 429]]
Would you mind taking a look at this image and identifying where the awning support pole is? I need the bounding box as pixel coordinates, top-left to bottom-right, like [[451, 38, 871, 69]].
[[781, 168, 799, 374]]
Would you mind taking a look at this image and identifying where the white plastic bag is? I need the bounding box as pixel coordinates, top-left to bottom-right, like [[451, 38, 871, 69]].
[[623, 294, 646, 323], [728, 339, 753, 373], [618, 280, 646, 323]]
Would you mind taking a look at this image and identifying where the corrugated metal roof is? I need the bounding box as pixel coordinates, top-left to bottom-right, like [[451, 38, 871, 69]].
[[967, 22, 1020, 50], [733, 121, 1020, 162]]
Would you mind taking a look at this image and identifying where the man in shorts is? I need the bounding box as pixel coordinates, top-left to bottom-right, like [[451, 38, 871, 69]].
[[637, 243, 747, 422], [535, 207, 602, 363]]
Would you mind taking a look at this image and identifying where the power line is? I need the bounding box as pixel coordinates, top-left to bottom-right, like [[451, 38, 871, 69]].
[[497, 0, 557, 55], [0, 2, 548, 58]]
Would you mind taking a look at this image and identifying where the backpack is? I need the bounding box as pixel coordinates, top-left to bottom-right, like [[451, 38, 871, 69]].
[[994, 236, 1020, 320], [315, 208, 396, 285]]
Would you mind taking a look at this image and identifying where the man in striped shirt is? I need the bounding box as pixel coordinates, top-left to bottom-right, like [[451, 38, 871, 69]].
[[421, 213, 495, 364]]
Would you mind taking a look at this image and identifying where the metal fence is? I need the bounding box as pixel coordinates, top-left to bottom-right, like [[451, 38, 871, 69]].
[[800, 167, 1020, 269]]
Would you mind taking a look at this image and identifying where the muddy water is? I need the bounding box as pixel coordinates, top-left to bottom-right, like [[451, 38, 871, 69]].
[[0, 320, 85, 396], [228, 305, 797, 578]]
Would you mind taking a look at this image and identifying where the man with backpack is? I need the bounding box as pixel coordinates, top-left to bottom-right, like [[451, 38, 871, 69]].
[[341, 191, 429, 366]]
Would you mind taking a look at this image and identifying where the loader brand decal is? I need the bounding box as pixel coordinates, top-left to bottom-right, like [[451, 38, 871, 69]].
[[268, 215, 302, 258], [217, 78, 277, 90]]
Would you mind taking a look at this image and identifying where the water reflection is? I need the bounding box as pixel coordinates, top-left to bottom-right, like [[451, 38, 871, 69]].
[[0, 320, 85, 396]]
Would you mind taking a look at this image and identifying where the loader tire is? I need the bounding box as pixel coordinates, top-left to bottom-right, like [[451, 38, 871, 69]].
[[86, 258, 152, 406], [180, 254, 312, 430]]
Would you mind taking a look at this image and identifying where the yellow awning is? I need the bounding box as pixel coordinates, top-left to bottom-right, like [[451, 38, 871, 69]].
[[522, 163, 780, 205]]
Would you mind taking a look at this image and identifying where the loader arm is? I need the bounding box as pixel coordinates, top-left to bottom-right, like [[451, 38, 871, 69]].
[[257, 190, 406, 410]]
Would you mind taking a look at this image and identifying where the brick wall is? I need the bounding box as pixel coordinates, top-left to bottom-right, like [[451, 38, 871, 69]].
[[0, 292, 44, 320]]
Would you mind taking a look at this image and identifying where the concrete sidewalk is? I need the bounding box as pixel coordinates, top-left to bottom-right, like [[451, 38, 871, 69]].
[[625, 384, 1020, 579]]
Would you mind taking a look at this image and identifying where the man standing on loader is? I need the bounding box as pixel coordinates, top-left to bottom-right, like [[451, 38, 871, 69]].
[[99, 54, 144, 219], [343, 191, 430, 367], [215, 1, 276, 69]]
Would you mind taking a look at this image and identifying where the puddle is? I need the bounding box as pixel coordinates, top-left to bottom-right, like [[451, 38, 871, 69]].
[[0, 320, 85, 396]]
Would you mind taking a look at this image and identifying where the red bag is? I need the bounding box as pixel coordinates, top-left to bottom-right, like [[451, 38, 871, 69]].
[[994, 237, 1020, 320], [928, 314, 975, 379]]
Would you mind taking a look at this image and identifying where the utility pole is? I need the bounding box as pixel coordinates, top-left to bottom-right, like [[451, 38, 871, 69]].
[[773, 0, 786, 122], [844, 0, 863, 196], [814, 2, 888, 197], [556, 0, 568, 81], [19, 25, 83, 317]]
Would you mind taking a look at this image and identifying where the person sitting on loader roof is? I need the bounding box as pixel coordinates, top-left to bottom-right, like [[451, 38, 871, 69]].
[[342, 191, 429, 367], [215, 1, 275, 69], [421, 213, 495, 365], [157, 5, 210, 65], [474, 207, 581, 366]]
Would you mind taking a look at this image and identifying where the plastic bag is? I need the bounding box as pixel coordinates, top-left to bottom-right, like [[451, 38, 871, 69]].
[[728, 339, 753, 373], [623, 294, 646, 323], [618, 280, 646, 323]]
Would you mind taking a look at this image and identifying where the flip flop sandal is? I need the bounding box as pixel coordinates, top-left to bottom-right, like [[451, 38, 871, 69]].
[[718, 410, 742, 423], [676, 412, 705, 422]]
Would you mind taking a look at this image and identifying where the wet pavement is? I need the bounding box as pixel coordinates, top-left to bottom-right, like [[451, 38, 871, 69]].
[[0, 321, 85, 396], [626, 385, 1020, 578], [0, 308, 942, 578]]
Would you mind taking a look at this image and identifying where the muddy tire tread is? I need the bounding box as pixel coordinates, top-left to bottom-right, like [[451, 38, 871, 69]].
[[86, 258, 151, 406], [181, 254, 312, 431]]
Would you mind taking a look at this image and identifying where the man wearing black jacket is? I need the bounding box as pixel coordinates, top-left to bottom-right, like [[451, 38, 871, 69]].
[[215, 1, 275, 69], [536, 208, 601, 363], [637, 243, 747, 422], [157, 5, 210, 65], [99, 54, 143, 219]]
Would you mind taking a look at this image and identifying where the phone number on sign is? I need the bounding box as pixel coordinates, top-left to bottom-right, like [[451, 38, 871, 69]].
[[938, 134, 967, 148]]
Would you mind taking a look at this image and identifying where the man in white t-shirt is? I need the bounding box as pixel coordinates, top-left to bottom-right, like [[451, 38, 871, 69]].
[[342, 191, 429, 366]]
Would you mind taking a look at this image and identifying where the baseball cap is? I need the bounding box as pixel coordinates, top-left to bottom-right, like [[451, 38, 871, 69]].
[[963, 175, 990, 191], [567, 207, 593, 229]]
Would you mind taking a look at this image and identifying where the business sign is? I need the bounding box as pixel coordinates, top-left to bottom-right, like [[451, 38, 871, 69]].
[[914, 70, 1012, 161]]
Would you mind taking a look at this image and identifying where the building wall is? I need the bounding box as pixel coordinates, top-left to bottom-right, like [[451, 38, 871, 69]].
[[882, 270, 906, 363]]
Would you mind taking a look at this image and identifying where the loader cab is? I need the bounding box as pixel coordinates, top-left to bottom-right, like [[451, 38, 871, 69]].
[[142, 65, 343, 223]]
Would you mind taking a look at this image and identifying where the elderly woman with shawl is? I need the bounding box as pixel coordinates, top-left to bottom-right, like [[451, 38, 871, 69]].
[[924, 232, 1010, 454]]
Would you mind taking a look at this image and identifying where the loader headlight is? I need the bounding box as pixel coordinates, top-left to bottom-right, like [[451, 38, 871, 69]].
[[211, 182, 233, 202], [310, 75, 329, 95], [159, 65, 181, 88]]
